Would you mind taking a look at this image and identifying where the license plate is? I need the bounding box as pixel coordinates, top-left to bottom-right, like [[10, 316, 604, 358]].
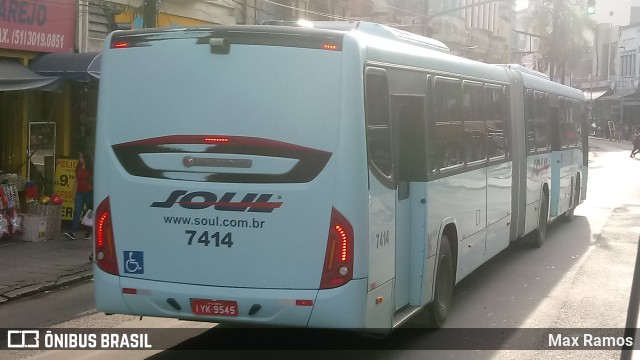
[[191, 299, 238, 317]]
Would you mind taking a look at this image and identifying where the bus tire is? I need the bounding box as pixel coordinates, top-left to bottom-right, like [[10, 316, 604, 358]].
[[560, 187, 574, 222], [561, 208, 574, 222], [561, 176, 580, 222], [532, 196, 548, 248], [427, 236, 454, 328]]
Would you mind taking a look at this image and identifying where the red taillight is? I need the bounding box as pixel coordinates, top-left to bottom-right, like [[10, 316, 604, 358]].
[[113, 42, 129, 48], [203, 137, 230, 144], [95, 196, 119, 275], [320, 207, 354, 289]]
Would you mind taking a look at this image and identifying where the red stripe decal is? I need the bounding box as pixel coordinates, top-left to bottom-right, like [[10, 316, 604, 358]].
[[177, 201, 283, 209]]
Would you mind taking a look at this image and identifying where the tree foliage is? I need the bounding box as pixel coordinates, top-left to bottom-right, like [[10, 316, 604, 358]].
[[529, 0, 596, 84]]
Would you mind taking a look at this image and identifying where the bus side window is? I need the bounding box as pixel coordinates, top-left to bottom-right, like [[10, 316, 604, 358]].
[[562, 98, 570, 149], [552, 97, 564, 151], [579, 101, 588, 150], [525, 89, 536, 153], [486, 85, 507, 160], [365, 68, 393, 183], [463, 81, 486, 163], [535, 92, 551, 151], [574, 101, 583, 148], [433, 78, 463, 171], [392, 95, 427, 182]]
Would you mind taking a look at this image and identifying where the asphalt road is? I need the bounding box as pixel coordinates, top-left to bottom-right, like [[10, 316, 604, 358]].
[[0, 281, 95, 329]]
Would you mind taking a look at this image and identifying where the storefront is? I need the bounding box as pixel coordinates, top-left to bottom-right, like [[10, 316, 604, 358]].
[[29, 52, 101, 163], [0, 0, 78, 231], [584, 88, 613, 137], [0, 57, 62, 190], [597, 88, 640, 140]]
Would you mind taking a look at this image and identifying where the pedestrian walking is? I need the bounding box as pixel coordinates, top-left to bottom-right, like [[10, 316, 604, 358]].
[[631, 130, 640, 158], [64, 152, 93, 240]]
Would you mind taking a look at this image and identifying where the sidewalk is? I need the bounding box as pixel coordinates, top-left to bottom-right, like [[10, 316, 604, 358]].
[[590, 135, 632, 143], [0, 229, 93, 304]]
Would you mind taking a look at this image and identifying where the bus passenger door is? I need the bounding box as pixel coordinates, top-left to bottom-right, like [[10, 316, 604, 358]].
[[392, 95, 427, 311], [364, 68, 396, 328]]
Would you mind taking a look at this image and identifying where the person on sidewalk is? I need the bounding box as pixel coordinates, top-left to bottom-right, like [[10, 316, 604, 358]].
[[64, 152, 93, 240], [631, 130, 640, 158]]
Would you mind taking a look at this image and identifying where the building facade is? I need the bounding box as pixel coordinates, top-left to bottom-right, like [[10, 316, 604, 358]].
[[580, 17, 640, 139], [350, 0, 515, 63], [77, 0, 237, 53], [614, 22, 640, 135], [426, 0, 514, 62], [0, 0, 77, 195]]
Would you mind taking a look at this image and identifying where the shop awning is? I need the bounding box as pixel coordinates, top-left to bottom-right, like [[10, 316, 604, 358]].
[[620, 88, 638, 98], [29, 52, 101, 81], [583, 89, 610, 100], [599, 88, 637, 101], [0, 58, 60, 91]]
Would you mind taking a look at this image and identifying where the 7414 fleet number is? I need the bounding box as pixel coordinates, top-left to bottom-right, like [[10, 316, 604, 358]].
[[184, 230, 233, 247]]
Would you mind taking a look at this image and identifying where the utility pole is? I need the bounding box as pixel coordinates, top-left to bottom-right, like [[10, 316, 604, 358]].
[[423, 0, 430, 36], [243, 0, 248, 24], [549, 0, 560, 82], [143, 0, 159, 28]]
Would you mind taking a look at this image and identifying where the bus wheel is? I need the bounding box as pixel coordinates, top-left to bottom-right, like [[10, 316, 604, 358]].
[[561, 177, 580, 222], [428, 236, 454, 328], [561, 208, 574, 222], [560, 191, 574, 222], [532, 196, 548, 248]]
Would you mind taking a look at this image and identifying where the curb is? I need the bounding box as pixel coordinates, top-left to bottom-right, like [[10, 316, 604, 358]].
[[0, 269, 93, 304], [589, 136, 632, 144]]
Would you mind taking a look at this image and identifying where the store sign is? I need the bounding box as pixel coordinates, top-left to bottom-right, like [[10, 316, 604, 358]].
[[54, 158, 77, 221], [0, 0, 76, 53]]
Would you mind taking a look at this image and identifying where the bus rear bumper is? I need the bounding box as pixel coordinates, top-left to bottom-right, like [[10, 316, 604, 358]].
[[94, 269, 367, 328]]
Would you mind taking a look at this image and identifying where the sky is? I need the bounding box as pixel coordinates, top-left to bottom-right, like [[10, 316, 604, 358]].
[[516, 0, 638, 26], [516, 0, 527, 10]]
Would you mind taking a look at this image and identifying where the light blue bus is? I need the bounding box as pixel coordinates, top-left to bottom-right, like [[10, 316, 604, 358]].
[[93, 21, 587, 332]]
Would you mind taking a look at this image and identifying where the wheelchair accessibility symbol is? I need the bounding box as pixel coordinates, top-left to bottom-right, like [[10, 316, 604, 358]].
[[124, 251, 144, 274]]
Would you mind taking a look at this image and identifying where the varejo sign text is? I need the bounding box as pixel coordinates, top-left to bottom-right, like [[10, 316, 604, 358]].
[[0, 0, 76, 53]]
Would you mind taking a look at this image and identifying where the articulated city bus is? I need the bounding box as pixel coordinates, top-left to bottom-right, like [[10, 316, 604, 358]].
[[93, 21, 587, 331]]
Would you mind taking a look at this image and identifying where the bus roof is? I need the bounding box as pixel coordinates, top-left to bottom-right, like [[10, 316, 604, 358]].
[[519, 70, 585, 100], [108, 22, 584, 92]]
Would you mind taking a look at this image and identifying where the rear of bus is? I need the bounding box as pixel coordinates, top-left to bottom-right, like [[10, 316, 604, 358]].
[[93, 26, 369, 328]]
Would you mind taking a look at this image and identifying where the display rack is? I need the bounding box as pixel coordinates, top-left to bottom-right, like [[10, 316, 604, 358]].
[[27, 202, 62, 240], [0, 184, 22, 238]]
